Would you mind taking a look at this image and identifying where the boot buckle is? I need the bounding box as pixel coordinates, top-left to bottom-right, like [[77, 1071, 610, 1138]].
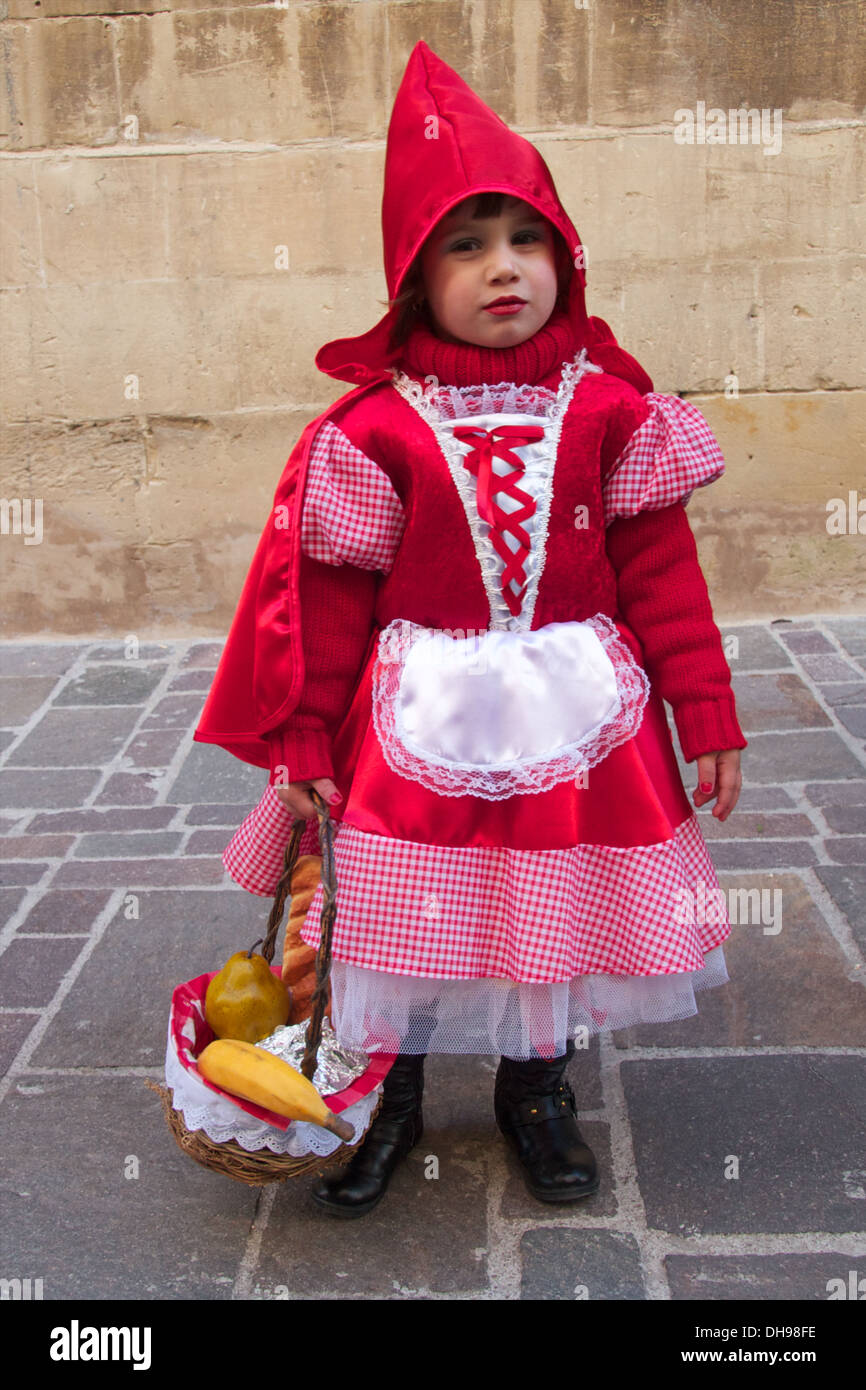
[[508, 1084, 576, 1127]]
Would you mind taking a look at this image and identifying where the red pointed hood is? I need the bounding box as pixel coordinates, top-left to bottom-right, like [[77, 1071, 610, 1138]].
[[315, 39, 652, 394]]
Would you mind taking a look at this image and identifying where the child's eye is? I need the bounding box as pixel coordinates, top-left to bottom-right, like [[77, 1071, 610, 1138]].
[[447, 231, 542, 253]]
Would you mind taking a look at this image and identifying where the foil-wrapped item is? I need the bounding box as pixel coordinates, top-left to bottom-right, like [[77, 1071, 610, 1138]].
[[256, 1017, 370, 1095]]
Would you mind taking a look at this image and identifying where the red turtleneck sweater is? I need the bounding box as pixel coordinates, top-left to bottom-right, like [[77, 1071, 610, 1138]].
[[265, 310, 745, 786]]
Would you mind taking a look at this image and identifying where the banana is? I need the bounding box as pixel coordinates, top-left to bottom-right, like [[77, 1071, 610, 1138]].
[[197, 1038, 354, 1142]]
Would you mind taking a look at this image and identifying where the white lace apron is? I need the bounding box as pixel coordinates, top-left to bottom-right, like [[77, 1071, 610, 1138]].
[[380, 356, 649, 799]]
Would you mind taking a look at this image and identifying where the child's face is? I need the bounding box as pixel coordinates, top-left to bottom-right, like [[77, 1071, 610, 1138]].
[[418, 196, 560, 349]]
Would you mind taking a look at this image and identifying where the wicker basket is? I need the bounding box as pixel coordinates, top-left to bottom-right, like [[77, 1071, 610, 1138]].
[[146, 788, 385, 1185]]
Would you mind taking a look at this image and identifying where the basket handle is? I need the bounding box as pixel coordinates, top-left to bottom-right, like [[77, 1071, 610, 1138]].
[[258, 787, 336, 1083]]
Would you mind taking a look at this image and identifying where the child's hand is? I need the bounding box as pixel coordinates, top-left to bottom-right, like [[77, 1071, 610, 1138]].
[[691, 749, 742, 821], [274, 777, 343, 819]]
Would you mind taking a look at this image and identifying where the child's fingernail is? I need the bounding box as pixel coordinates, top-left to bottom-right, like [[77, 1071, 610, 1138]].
[[328, 792, 343, 804], [700, 781, 713, 792]]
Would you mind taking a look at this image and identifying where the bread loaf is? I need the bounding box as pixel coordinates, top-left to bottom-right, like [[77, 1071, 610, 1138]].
[[281, 854, 329, 1023]]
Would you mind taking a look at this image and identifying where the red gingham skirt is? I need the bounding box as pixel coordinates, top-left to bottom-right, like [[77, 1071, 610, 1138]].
[[222, 650, 730, 987]]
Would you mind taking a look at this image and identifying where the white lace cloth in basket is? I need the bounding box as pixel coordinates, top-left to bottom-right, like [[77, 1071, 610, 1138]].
[[164, 1018, 382, 1157]]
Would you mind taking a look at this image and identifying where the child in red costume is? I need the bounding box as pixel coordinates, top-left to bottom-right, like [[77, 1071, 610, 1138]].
[[194, 40, 745, 1215]]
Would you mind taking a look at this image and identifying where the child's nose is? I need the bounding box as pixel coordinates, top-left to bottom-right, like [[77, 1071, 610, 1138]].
[[488, 244, 519, 276]]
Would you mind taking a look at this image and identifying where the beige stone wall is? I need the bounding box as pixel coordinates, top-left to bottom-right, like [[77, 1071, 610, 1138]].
[[1, 0, 864, 637]]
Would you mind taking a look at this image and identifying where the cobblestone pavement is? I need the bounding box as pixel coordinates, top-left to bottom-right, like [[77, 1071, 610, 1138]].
[[1, 616, 865, 1301]]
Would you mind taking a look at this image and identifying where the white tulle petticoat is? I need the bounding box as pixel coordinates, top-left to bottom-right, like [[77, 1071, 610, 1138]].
[[327, 946, 729, 1060]]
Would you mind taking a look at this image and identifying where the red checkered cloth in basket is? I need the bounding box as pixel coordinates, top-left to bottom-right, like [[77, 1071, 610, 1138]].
[[222, 786, 730, 984], [170, 968, 398, 1128]]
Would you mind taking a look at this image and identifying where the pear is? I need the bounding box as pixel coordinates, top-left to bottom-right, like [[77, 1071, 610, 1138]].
[[205, 938, 292, 1044]]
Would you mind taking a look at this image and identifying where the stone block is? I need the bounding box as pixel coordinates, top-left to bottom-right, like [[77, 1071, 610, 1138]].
[[6, 706, 141, 767], [666, 1252, 866, 1301], [823, 836, 866, 865], [699, 812, 816, 842], [0, 861, 49, 885], [71, 831, 183, 858], [0, 834, 75, 859], [0, 1075, 254, 1299], [94, 773, 161, 807], [824, 805, 866, 835], [729, 673, 830, 731], [762, 257, 866, 392], [717, 625, 792, 672], [0, 643, 85, 676], [814, 866, 866, 953], [257, 1120, 490, 1296], [805, 780, 866, 808], [827, 618, 866, 658], [20, 887, 114, 933], [591, 0, 865, 125], [27, 806, 177, 834], [0, 935, 84, 1007], [623, 1055, 866, 1235], [0, 768, 103, 810], [122, 728, 191, 769], [55, 664, 164, 706], [29, 886, 269, 1067], [735, 731, 862, 784], [1, 17, 117, 149], [708, 841, 818, 869], [51, 856, 226, 889], [166, 742, 268, 804], [520, 1229, 646, 1300], [0, 676, 60, 725], [797, 652, 863, 684], [139, 694, 205, 730]]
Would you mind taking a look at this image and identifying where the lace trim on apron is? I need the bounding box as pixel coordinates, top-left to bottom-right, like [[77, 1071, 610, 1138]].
[[371, 612, 650, 800]]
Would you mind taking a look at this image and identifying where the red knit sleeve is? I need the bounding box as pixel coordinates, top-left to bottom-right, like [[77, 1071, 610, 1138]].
[[264, 552, 378, 786], [263, 421, 403, 788], [605, 502, 747, 762]]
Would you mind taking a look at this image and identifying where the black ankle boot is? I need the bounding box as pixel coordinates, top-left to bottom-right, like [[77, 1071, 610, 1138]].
[[494, 1041, 599, 1202], [310, 1052, 425, 1218]]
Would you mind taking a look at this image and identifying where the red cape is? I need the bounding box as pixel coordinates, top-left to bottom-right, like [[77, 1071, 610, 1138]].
[[194, 39, 652, 768]]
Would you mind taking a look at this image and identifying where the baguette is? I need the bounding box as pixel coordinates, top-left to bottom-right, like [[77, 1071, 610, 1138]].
[[281, 854, 329, 1023]]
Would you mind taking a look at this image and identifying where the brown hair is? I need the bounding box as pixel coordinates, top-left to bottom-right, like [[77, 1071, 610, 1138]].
[[382, 192, 574, 352]]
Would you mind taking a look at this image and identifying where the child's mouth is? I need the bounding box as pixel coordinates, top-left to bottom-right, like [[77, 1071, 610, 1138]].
[[483, 298, 526, 316]]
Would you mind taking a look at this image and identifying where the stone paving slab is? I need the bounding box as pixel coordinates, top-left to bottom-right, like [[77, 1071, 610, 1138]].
[[730, 673, 831, 730], [623, 1055, 866, 1236], [257, 1121, 492, 1298], [55, 665, 166, 706], [29, 888, 270, 1068], [519, 1230, 646, 1300], [0, 1075, 254, 1300], [665, 1252, 866, 1301], [1, 620, 864, 1301], [18, 888, 115, 934], [815, 866, 866, 954], [716, 625, 793, 670]]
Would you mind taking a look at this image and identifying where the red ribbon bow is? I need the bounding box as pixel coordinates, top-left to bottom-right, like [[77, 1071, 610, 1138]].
[[452, 424, 545, 617]]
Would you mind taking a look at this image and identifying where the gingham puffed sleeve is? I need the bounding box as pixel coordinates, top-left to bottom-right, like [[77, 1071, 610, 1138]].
[[300, 421, 406, 570], [265, 422, 406, 788], [602, 393, 725, 525]]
